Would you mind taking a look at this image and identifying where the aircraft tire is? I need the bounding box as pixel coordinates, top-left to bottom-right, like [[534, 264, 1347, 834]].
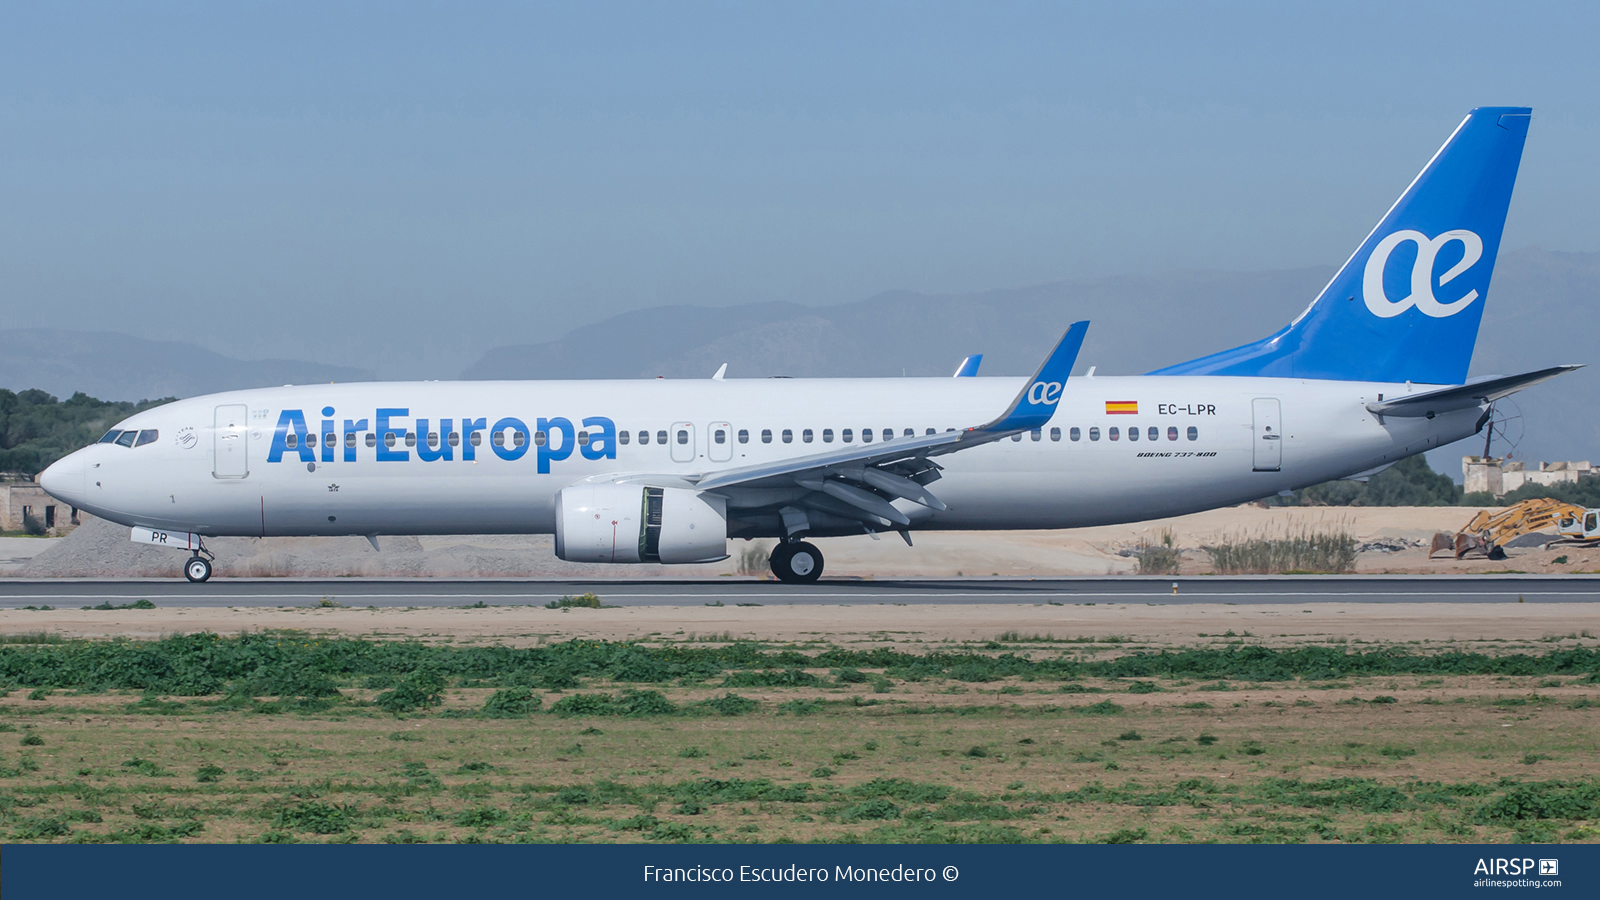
[[184, 556, 213, 583], [770, 541, 823, 584]]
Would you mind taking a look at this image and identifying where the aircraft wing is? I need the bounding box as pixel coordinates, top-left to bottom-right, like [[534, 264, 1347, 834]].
[[1364, 365, 1582, 418], [689, 323, 1088, 518]]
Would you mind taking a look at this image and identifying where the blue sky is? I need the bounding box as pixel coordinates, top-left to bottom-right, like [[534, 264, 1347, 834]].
[[2, 2, 1596, 372]]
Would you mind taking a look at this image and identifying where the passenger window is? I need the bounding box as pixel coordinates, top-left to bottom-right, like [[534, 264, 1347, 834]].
[[801, 429, 812, 443], [842, 428, 853, 443], [136, 429, 159, 447], [366, 433, 377, 448], [822, 429, 833, 443], [1011, 433, 1022, 442], [492, 432, 506, 447], [676, 429, 688, 445], [1167, 426, 1178, 441], [1148, 426, 1159, 441], [304, 433, 316, 448], [286, 432, 298, 449], [514, 431, 527, 447], [115, 430, 138, 447], [656, 430, 668, 445], [636, 430, 649, 445], [714, 428, 726, 445], [1127, 426, 1139, 442], [926, 428, 936, 435], [1050, 427, 1061, 441], [761, 429, 772, 443], [619, 430, 630, 445], [738, 429, 749, 444], [324, 432, 336, 447], [1089, 427, 1100, 441], [384, 432, 397, 449], [470, 432, 482, 447], [904, 428, 914, 438], [1588, 513, 1598, 531], [578, 431, 590, 446], [448, 432, 460, 447], [426, 433, 438, 448], [861, 429, 872, 443], [1187, 426, 1198, 441], [1031, 428, 1041, 441], [1070, 427, 1080, 441], [405, 432, 417, 448], [99, 430, 121, 443], [782, 429, 793, 443], [345, 433, 357, 449], [532, 431, 545, 447]]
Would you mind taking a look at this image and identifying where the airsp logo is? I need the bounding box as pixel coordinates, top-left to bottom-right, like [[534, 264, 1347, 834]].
[[1027, 381, 1063, 405], [1363, 229, 1483, 318], [174, 427, 198, 450]]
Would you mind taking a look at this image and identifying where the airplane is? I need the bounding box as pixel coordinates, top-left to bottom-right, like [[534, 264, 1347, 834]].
[[38, 106, 1579, 584]]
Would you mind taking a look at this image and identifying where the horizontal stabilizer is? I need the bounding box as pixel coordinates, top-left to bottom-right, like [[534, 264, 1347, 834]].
[[1365, 365, 1582, 418]]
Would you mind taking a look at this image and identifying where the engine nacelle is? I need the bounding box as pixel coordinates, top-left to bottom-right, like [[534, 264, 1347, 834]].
[[554, 483, 728, 564]]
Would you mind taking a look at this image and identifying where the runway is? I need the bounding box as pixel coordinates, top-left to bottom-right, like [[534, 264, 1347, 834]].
[[2, 575, 1598, 607]]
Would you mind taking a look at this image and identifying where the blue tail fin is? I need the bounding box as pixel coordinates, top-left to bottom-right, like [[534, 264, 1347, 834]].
[[1151, 107, 1531, 385]]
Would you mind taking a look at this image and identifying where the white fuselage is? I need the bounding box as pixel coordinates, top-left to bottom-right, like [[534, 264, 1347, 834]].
[[41, 374, 1478, 541]]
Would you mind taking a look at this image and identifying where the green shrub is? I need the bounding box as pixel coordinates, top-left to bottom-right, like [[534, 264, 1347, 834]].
[[1073, 700, 1124, 715], [481, 687, 541, 718], [697, 693, 758, 716], [550, 690, 678, 717], [839, 799, 901, 822], [275, 801, 350, 834], [545, 593, 603, 609], [375, 669, 445, 713]]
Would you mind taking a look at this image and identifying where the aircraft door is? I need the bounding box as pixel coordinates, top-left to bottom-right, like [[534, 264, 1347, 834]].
[[214, 404, 249, 479], [1252, 398, 1282, 472], [708, 422, 733, 462], [670, 421, 696, 463]]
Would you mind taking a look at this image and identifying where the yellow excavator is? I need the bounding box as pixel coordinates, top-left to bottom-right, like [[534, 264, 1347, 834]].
[[1432, 498, 1600, 559]]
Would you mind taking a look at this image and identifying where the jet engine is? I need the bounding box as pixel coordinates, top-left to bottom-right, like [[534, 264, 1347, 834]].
[[554, 483, 728, 564]]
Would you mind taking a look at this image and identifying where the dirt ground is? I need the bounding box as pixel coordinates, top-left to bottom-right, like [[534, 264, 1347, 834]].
[[11, 506, 1594, 578], [4, 601, 1600, 649]]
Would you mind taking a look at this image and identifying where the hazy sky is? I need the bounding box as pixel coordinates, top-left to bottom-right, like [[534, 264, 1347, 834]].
[[2, 2, 1597, 375]]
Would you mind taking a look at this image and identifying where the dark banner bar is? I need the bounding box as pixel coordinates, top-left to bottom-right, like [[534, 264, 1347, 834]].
[[3, 844, 1592, 899]]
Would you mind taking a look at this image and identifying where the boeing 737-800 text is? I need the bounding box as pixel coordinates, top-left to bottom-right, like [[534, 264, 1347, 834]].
[[38, 107, 1578, 583]]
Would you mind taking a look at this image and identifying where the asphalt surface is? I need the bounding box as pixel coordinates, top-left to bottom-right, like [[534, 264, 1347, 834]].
[[0, 576, 1597, 608]]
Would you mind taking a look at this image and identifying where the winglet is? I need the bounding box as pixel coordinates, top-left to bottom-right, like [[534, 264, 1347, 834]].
[[975, 321, 1088, 434], [952, 354, 982, 377], [712, 363, 728, 381]]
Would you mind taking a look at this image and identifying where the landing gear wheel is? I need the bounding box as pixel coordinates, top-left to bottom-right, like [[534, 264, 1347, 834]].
[[770, 541, 823, 584], [184, 556, 213, 583]]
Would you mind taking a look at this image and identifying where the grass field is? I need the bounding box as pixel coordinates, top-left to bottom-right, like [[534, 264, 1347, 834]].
[[1, 628, 1598, 844]]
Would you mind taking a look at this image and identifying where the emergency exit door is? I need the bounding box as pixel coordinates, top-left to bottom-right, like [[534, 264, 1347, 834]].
[[1252, 398, 1282, 472], [214, 404, 249, 478]]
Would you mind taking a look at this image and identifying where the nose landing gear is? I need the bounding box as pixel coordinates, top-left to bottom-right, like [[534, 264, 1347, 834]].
[[769, 540, 824, 584]]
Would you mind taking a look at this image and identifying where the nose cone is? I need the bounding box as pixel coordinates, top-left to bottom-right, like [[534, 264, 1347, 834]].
[[39, 451, 85, 503]]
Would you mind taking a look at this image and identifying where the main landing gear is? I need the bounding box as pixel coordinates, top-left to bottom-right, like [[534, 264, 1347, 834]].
[[769, 541, 824, 584], [184, 554, 213, 583]]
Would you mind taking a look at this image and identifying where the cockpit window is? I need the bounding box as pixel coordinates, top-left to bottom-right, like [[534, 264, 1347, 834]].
[[134, 429, 159, 447], [99, 430, 122, 444], [114, 430, 138, 447]]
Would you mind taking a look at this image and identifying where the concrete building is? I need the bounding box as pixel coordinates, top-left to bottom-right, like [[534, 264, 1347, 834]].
[[1463, 457, 1595, 497], [0, 478, 86, 535]]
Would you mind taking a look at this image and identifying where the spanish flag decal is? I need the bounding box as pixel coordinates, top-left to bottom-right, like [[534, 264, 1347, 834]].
[[1105, 400, 1138, 415]]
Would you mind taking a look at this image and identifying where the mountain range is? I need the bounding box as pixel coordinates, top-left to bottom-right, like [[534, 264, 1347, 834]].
[[3, 247, 1593, 469]]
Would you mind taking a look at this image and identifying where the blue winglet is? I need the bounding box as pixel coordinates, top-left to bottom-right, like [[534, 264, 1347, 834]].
[[976, 321, 1088, 434], [952, 354, 983, 377]]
